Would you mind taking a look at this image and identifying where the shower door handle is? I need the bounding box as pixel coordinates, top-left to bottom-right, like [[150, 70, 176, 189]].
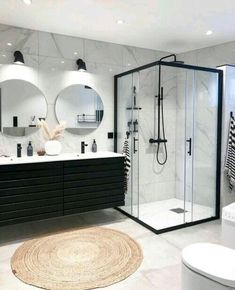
[[186, 138, 192, 156], [134, 137, 139, 154]]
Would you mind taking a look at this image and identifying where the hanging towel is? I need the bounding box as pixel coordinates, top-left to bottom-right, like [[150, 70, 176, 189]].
[[225, 114, 235, 190], [122, 138, 131, 193]]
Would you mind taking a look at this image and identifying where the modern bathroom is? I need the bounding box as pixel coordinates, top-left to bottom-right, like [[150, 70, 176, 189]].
[[0, 1, 235, 290]]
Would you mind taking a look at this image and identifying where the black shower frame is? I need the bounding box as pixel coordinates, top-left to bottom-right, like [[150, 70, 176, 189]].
[[114, 60, 223, 234]]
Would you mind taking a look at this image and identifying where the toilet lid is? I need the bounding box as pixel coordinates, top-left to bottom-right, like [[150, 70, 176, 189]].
[[182, 243, 235, 288]]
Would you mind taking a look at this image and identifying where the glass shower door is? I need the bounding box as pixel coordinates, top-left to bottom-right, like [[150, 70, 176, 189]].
[[190, 70, 218, 222], [117, 72, 140, 218]]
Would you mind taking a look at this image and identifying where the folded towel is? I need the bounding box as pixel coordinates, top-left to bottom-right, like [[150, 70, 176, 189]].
[[225, 115, 235, 190], [122, 138, 131, 193]]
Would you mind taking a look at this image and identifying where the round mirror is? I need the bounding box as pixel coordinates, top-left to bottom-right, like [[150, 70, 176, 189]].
[[0, 79, 47, 137], [55, 84, 104, 135]]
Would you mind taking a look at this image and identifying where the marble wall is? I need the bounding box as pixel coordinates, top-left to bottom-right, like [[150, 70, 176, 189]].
[[0, 23, 168, 156]]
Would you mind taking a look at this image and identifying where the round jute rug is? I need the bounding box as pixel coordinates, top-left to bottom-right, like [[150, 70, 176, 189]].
[[11, 227, 143, 290]]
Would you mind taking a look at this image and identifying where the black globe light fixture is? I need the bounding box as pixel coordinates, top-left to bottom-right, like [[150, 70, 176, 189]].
[[76, 58, 86, 71], [14, 51, 24, 64]]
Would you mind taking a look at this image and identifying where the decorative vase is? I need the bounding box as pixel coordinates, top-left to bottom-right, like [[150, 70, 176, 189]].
[[45, 140, 62, 156]]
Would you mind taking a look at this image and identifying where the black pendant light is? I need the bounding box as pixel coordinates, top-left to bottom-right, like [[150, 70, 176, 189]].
[[14, 51, 24, 64], [76, 58, 86, 71]]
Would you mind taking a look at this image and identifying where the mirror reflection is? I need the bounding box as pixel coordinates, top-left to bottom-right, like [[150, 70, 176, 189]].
[[55, 84, 104, 135], [0, 79, 47, 137]]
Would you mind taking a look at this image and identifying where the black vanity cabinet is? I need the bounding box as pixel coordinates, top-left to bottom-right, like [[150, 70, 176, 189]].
[[0, 157, 124, 227], [0, 162, 64, 227], [63, 158, 125, 215]]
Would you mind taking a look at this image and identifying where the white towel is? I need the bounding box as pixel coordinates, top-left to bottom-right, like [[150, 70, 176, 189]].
[[225, 115, 235, 190], [122, 138, 131, 193]]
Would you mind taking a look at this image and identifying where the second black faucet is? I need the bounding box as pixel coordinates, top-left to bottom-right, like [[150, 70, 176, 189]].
[[81, 141, 88, 154]]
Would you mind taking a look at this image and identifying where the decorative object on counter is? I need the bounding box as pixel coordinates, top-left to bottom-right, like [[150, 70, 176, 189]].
[[11, 227, 142, 290], [29, 116, 36, 127], [81, 141, 88, 154], [27, 141, 33, 157], [92, 139, 97, 152], [13, 116, 18, 127], [36, 149, 46, 156], [17, 144, 22, 158], [38, 120, 66, 156]]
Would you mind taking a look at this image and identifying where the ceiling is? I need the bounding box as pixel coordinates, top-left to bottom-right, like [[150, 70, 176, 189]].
[[1, 0, 235, 53]]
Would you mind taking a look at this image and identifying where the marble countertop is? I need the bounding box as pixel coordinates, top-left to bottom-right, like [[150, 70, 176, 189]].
[[0, 152, 123, 166]]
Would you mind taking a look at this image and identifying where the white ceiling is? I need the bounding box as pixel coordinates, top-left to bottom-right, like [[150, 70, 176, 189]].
[[1, 0, 235, 53]]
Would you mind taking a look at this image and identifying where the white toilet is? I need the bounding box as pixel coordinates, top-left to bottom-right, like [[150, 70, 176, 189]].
[[181, 203, 235, 290]]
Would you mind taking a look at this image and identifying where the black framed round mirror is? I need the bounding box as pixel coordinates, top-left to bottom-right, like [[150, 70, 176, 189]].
[[55, 84, 104, 135], [0, 79, 47, 137]]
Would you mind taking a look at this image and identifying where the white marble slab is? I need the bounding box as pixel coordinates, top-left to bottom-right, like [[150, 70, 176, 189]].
[[0, 151, 123, 166]]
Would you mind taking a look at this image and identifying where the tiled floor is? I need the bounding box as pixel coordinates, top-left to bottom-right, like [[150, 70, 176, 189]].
[[0, 209, 221, 290]]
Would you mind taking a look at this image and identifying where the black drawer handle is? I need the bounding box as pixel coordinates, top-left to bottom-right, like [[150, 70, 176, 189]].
[[186, 138, 192, 156]]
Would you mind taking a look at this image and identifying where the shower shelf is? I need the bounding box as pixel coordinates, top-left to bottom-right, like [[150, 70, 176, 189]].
[[126, 107, 142, 110]]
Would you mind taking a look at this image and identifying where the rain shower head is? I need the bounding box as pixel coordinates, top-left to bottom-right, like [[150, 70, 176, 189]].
[[159, 54, 184, 64]]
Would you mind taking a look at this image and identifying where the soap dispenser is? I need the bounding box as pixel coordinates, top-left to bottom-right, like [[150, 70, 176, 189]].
[[27, 141, 33, 156], [92, 139, 97, 153]]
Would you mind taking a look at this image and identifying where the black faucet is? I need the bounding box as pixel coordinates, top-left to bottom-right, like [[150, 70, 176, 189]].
[[17, 143, 22, 157], [81, 141, 88, 154]]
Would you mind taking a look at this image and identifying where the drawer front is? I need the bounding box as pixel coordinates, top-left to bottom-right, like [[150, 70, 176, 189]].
[[64, 200, 125, 216], [0, 204, 63, 221], [63, 157, 125, 214], [0, 211, 62, 227]]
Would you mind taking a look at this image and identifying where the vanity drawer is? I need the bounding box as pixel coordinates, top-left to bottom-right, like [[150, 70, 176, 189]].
[[0, 212, 62, 227], [0, 190, 63, 204], [64, 176, 124, 189], [64, 182, 123, 196], [0, 161, 62, 173], [0, 196, 63, 212], [64, 200, 125, 216], [0, 204, 63, 221], [0, 183, 63, 197], [64, 157, 124, 174], [0, 176, 63, 189]]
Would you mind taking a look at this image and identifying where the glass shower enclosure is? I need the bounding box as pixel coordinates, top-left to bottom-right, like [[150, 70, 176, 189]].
[[114, 59, 223, 233]]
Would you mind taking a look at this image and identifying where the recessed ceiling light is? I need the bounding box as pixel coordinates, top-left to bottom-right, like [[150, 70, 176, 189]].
[[109, 68, 113, 72], [7, 42, 12, 46], [117, 19, 124, 25], [206, 30, 213, 35], [22, 0, 32, 5], [74, 52, 78, 55], [61, 60, 65, 64], [127, 63, 131, 66], [2, 54, 6, 57]]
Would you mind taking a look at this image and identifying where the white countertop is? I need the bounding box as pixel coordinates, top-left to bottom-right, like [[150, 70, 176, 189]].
[[0, 152, 123, 166]]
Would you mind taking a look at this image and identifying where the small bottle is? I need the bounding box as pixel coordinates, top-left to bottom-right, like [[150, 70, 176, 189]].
[[27, 141, 33, 157], [92, 139, 97, 153], [17, 144, 22, 158]]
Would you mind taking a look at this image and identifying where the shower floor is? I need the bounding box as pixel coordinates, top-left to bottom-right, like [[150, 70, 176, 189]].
[[126, 198, 215, 231]]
